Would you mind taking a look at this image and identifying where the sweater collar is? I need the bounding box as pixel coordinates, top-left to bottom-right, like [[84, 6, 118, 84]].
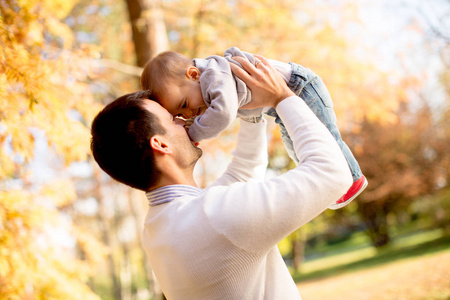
[[145, 184, 204, 206]]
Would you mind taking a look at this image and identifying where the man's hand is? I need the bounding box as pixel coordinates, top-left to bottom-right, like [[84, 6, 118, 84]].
[[230, 55, 295, 109]]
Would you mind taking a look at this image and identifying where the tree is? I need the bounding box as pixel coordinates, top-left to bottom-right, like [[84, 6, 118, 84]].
[[351, 99, 448, 247], [125, 0, 169, 66], [343, 0, 450, 248], [0, 0, 105, 298]]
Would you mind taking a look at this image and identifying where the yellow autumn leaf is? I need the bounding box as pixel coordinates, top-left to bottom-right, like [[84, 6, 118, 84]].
[[44, 16, 74, 49], [42, 0, 78, 19], [72, 226, 109, 265], [40, 179, 77, 207]]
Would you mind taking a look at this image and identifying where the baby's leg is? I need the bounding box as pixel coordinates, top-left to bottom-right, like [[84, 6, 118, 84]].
[[289, 63, 362, 182], [265, 108, 298, 164], [266, 62, 367, 208]]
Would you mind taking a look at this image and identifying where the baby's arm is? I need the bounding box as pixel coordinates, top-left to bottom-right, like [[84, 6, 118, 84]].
[[188, 68, 240, 142], [224, 47, 256, 66]]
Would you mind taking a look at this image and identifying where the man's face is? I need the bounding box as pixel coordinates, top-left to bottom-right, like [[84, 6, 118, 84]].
[[157, 79, 207, 120], [143, 100, 202, 167]]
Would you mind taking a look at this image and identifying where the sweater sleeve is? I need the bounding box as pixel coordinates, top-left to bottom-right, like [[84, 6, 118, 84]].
[[224, 46, 256, 65], [210, 119, 268, 187], [188, 68, 240, 142], [203, 96, 353, 254]]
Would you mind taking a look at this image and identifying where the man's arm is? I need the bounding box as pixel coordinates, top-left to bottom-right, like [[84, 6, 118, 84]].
[[210, 118, 268, 187], [203, 56, 353, 253]]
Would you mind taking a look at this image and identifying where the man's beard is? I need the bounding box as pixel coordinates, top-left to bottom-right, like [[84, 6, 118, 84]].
[[174, 136, 203, 169], [189, 145, 203, 167]]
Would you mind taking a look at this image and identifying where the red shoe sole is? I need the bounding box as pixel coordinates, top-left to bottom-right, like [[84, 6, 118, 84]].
[[329, 175, 368, 210]]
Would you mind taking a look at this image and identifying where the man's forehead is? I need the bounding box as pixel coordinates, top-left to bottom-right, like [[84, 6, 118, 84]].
[[143, 99, 166, 111], [142, 99, 170, 118]]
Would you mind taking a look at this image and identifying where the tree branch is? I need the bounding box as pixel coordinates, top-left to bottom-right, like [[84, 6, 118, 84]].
[[97, 59, 143, 77]]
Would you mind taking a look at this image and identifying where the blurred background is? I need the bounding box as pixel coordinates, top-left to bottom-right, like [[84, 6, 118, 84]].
[[1, 0, 449, 299]]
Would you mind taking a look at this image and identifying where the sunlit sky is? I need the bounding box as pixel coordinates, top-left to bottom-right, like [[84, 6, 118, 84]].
[[356, 0, 448, 106]]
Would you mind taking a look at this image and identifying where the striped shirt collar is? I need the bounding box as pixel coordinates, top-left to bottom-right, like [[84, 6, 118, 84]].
[[145, 184, 204, 206]]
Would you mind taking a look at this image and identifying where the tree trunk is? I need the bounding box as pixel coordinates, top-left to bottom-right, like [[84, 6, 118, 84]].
[[126, 188, 166, 299], [291, 230, 305, 271], [191, 4, 205, 58], [292, 238, 305, 271], [93, 164, 122, 299], [120, 240, 132, 300], [122, 5, 170, 298], [125, 0, 169, 67], [357, 202, 391, 248]]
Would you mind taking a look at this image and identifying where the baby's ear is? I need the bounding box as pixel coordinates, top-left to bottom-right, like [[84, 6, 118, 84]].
[[186, 66, 200, 81]]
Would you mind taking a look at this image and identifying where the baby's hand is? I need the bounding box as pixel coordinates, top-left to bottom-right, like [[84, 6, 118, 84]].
[[184, 117, 195, 128], [183, 118, 200, 147], [230, 55, 294, 109]]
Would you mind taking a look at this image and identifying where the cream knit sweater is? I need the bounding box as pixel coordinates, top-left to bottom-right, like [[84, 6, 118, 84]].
[[142, 96, 352, 299]]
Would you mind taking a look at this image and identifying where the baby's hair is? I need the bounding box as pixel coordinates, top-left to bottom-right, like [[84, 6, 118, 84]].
[[140, 51, 193, 100]]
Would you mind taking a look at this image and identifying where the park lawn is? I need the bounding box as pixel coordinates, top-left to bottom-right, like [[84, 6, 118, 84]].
[[294, 229, 448, 281], [297, 249, 450, 300], [294, 229, 450, 300]]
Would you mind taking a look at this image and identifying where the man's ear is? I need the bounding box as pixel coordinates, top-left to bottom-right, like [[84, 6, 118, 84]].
[[150, 136, 173, 155], [186, 66, 200, 81]]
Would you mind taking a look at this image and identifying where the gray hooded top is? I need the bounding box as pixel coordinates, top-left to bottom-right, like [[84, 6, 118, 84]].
[[190, 47, 264, 142]]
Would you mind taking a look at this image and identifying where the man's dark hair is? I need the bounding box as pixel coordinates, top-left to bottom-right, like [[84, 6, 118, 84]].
[[90, 90, 166, 191]]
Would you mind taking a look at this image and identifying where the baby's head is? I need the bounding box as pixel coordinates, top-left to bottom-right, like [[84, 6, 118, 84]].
[[141, 51, 206, 120]]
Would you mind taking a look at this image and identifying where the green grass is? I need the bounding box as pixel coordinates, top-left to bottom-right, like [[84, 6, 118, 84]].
[[293, 228, 449, 282], [304, 230, 372, 258]]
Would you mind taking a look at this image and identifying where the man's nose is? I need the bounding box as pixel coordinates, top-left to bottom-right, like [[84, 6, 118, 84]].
[[174, 118, 186, 126]]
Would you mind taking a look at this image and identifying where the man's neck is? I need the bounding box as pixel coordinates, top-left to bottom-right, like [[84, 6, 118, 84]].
[[150, 167, 197, 191], [151, 155, 198, 191]]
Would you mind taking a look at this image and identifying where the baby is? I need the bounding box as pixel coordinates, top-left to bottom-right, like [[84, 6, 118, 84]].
[[140, 47, 367, 209]]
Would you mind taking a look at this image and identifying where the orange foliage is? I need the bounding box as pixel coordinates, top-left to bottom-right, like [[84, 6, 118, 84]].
[[1, 0, 105, 298]]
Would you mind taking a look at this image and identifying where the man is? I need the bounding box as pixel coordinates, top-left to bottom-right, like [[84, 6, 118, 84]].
[[90, 56, 352, 299]]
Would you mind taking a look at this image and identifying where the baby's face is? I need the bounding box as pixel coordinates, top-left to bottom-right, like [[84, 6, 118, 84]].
[[158, 79, 206, 120]]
